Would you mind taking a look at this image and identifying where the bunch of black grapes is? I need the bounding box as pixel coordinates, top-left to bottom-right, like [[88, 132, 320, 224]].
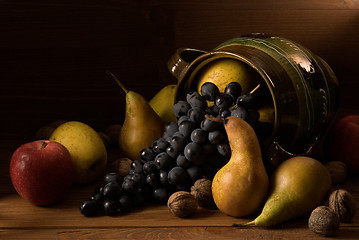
[[80, 82, 272, 217]]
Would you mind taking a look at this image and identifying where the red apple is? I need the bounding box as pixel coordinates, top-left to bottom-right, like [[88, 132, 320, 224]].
[[325, 114, 359, 174], [10, 140, 74, 205]]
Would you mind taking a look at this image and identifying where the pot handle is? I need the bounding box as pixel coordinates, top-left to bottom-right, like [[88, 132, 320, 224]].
[[167, 48, 207, 80]]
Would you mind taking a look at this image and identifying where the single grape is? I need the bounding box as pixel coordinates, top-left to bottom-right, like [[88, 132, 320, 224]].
[[236, 94, 255, 108], [118, 194, 133, 212], [217, 142, 231, 157], [152, 187, 169, 205], [190, 128, 208, 144], [170, 134, 189, 152], [159, 170, 169, 186], [184, 142, 202, 162], [122, 179, 138, 194], [220, 109, 231, 119], [166, 145, 180, 159], [130, 160, 143, 174], [80, 199, 98, 217], [215, 93, 233, 110], [187, 107, 205, 124], [102, 182, 122, 200], [186, 165, 203, 183], [142, 161, 159, 175], [179, 120, 197, 137], [186, 92, 207, 109], [146, 173, 159, 189], [163, 122, 179, 138], [102, 199, 118, 216], [201, 117, 220, 132], [173, 101, 191, 118], [200, 82, 220, 101], [231, 107, 248, 120], [176, 154, 192, 168], [224, 82, 242, 100], [140, 147, 156, 162], [129, 172, 146, 187], [89, 192, 105, 205], [155, 152, 173, 171], [208, 130, 226, 144], [104, 172, 122, 184], [168, 166, 188, 186], [177, 115, 189, 125]]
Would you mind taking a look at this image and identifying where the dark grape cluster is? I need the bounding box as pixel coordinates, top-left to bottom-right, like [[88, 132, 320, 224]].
[[80, 82, 272, 217]]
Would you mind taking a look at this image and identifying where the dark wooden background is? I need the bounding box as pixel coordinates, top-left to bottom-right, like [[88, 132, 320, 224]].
[[1, 0, 359, 141]]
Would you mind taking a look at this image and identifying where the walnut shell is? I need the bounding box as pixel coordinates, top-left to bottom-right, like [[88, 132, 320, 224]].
[[325, 161, 347, 184], [110, 158, 132, 178], [167, 191, 198, 218], [308, 206, 339, 237], [329, 189, 356, 222], [190, 178, 215, 208]]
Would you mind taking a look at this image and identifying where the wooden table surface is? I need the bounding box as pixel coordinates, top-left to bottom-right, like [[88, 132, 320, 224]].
[[1, 140, 358, 240]]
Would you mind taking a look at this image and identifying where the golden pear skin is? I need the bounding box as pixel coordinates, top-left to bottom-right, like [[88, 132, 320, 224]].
[[107, 71, 166, 160], [119, 90, 165, 160], [149, 84, 177, 123], [212, 116, 269, 217], [245, 156, 332, 227]]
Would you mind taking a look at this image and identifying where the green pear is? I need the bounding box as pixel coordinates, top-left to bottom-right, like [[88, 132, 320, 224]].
[[245, 156, 332, 227], [212, 116, 269, 217], [149, 84, 178, 123], [108, 71, 165, 160], [49, 121, 107, 184]]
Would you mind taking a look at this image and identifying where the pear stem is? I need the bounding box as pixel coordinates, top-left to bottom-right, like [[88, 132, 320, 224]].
[[250, 84, 261, 95], [106, 70, 129, 94]]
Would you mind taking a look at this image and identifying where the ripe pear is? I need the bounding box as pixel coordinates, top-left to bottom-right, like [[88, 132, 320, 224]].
[[108, 71, 165, 160], [245, 156, 332, 227], [196, 58, 260, 95], [49, 121, 107, 184], [212, 116, 269, 217], [149, 84, 178, 123]]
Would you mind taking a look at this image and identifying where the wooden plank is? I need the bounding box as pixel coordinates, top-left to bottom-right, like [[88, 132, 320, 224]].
[[2, 225, 359, 240]]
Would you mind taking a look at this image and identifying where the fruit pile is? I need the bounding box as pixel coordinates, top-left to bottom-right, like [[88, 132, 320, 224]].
[[80, 81, 273, 217]]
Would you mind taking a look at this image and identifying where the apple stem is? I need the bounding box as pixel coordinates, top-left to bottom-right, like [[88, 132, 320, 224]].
[[250, 84, 260, 95], [106, 70, 129, 94], [40, 141, 48, 150]]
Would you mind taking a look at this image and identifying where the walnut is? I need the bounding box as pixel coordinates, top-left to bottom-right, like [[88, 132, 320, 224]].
[[190, 178, 215, 208], [167, 191, 198, 218], [110, 158, 132, 178], [308, 206, 340, 237], [329, 189, 356, 222], [325, 161, 347, 184]]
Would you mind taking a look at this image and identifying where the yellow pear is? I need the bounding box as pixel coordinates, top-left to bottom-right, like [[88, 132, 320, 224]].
[[212, 116, 269, 217], [107, 71, 165, 160], [196, 58, 260, 95], [245, 156, 332, 227], [49, 121, 107, 184], [149, 84, 178, 123]]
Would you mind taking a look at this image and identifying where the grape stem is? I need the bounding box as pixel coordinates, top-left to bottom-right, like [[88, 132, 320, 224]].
[[106, 70, 129, 94], [205, 114, 225, 123], [250, 84, 260, 95]]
